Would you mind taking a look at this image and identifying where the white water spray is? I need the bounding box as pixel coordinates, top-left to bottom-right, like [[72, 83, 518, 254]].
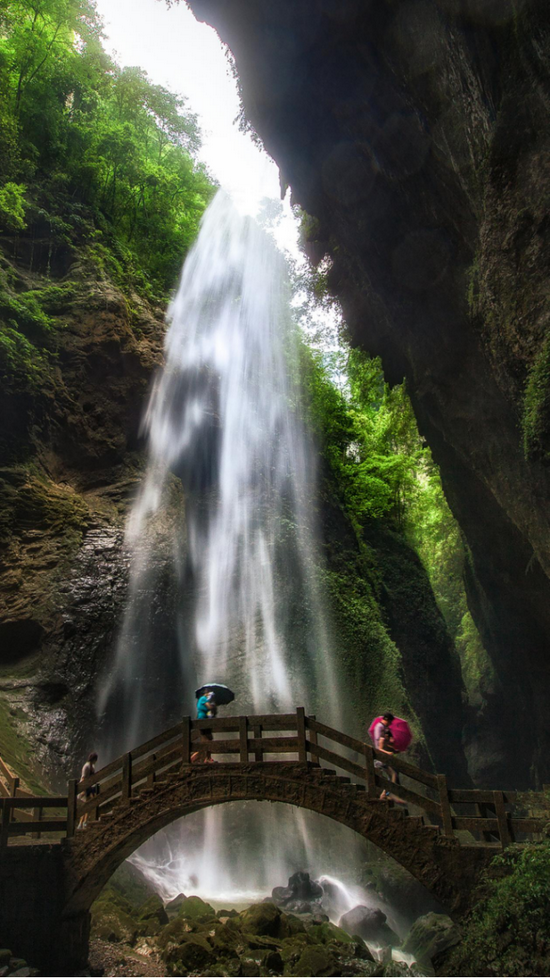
[[99, 190, 346, 894]]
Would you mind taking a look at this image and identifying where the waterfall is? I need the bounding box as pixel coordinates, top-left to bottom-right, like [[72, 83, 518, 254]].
[[98, 189, 345, 896]]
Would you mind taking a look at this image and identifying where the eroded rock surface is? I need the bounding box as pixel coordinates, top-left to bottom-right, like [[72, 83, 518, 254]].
[[186, 0, 550, 786]]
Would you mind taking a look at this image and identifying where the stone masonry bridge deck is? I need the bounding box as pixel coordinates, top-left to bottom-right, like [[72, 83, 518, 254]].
[[0, 710, 547, 974]]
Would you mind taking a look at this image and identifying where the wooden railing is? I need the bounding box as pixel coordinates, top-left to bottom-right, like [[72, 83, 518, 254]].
[[0, 710, 547, 848], [0, 755, 61, 842]]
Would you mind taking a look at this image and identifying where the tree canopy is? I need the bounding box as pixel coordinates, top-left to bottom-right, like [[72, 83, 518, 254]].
[[0, 0, 216, 294]]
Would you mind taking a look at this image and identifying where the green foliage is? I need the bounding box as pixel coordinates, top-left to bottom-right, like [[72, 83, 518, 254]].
[[448, 843, 550, 976], [0, 0, 216, 295], [0, 261, 82, 392], [0, 325, 50, 391], [522, 334, 550, 462], [0, 182, 27, 230], [302, 344, 426, 530], [299, 313, 491, 711], [405, 451, 495, 707]]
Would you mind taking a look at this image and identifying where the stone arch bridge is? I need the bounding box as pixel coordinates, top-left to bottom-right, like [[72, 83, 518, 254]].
[[0, 710, 545, 975]]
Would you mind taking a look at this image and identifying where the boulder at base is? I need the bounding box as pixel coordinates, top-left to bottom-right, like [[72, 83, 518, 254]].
[[272, 871, 324, 913], [339, 905, 401, 946], [403, 912, 461, 965], [240, 902, 282, 937], [164, 892, 187, 917], [162, 932, 216, 972], [293, 945, 339, 977], [176, 894, 216, 920]]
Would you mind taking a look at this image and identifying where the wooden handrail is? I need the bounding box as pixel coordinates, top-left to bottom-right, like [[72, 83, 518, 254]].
[[1, 710, 548, 849]]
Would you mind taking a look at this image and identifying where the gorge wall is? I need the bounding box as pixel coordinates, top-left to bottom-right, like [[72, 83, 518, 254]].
[[186, 0, 550, 788], [0, 206, 469, 788]]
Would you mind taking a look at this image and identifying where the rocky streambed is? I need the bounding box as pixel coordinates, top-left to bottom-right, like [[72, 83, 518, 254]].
[[79, 867, 460, 978]]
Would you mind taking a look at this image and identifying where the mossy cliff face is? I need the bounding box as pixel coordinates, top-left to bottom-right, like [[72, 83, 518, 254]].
[[319, 473, 469, 785], [0, 214, 171, 781], [186, 0, 550, 787]]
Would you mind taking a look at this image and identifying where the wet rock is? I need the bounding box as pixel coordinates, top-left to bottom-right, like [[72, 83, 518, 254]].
[[240, 901, 282, 937], [280, 933, 316, 966], [271, 870, 324, 911], [0, 953, 11, 968], [264, 949, 284, 973], [309, 921, 355, 946], [162, 932, 215, 972], [339, 906, 401, 946], [135, 893, 169, 936], [164, 892, 187, 917], [240, 947, 284, 976], [278, 913, 306, 939], [90, 895, 138, 945], [297, 911, 330, 925], [175, 894, 216, 920], [293, 944, 339, 976], [204, 919, 241, 953], [403, 911, 461, 965]]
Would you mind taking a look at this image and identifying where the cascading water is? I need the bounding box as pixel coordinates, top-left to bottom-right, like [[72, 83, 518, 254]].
[[98, 189, 347, 897]]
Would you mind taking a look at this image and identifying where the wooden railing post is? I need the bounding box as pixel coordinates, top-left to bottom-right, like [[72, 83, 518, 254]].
[[147, 754, 157, 788], [182, 717, 191, 765], [10, 776, 19, 798], [122, 752, 132, 805], [437, 774, 454, 837], [493, 790, 511, 847], [296, 707, 307, 763], [309, 716, 319, 764], [239, 717, 248, 764], [253, 724, 263, 762], [364, 745, 377, 797], [1, 800, 11, 847], [66, 779, 78, 838], [31, 805, 42, 840]]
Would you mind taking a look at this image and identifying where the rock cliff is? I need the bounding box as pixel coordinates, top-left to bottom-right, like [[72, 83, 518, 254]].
[[0, 217, 165, 781], [186, 0, 550, 787]]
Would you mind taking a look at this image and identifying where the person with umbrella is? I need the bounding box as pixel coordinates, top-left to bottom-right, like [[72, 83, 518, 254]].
[[369, 712, 412, 802], [191, 683, 235, 763]]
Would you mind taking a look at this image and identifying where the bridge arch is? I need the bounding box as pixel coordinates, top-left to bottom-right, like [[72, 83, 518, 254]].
[[63, 762, 492, 918]]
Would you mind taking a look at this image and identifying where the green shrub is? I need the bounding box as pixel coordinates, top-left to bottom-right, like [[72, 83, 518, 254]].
[[448, 843, 550, 976], [522, 336, 550, 462], [0, 182, 27, 231]]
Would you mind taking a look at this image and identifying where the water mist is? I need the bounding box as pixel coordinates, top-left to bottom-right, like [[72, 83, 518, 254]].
[[98, 190, 347, 899]]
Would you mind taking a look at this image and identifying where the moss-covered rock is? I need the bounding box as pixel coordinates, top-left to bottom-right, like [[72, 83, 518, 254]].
[[135, 893, 169, 936], [522, 335, 550, 462], [90, 896, 138, 945], [203, 918, 242, 953], [308, 921, 354, 946], [278, 913, 306, 939], [240, 901, 282, 937], [162, 932, 215, 973], [292, 944, 339, 976], [402, 912, 460, 966], [176, 894, 216, 920], [156, 916, 194, 949], [280, 933, 318, 966]]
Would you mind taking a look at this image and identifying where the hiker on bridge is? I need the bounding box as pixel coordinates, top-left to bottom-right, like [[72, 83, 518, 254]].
[[191, 682, 235, 763], [370, 713, 404, 803], [77, 751, 99, 829], [191, 688, 218, 763]]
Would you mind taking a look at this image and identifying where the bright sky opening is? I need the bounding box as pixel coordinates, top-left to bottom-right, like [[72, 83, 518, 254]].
[[93, 0, 297, 245]]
